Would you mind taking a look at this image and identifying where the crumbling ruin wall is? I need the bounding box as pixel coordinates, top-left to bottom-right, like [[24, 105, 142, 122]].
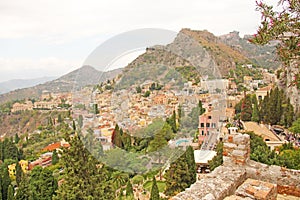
[[172, 133, 300, 200], [246, 160, 300, 197]]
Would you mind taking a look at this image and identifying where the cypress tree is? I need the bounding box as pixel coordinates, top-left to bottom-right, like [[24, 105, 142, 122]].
[[14, 133, 20, 144], [2, 165, 11, 200], [150, 176, 159, 200], [72, 120, 76, 131], [6, 185, 13, 200], [164, 152, 190, 196], [15, 161, 23, 186], [251, 102, 260, 123], [112, 124, 123, 148], [186, 146, 196, 185], [52, 149, 59, 165], [241, 94, 253, 121]]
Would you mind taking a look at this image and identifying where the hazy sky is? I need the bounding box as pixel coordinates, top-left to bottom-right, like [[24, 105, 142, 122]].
[[0, 0, 276, 82]]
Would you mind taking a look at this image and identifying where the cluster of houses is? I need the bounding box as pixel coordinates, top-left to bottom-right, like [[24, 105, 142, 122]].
[[11, 91, 72, 113], [7, 139, 70, 179]]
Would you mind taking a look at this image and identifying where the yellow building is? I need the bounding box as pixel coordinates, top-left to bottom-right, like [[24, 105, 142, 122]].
[[8, 160, 28, 179]]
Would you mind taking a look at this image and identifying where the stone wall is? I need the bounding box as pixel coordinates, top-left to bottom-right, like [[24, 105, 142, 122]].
[[171, 166, 246, 200], [222, 133, 250, 166], [172, 133, 300, 200], [246, 160, 300, 197]]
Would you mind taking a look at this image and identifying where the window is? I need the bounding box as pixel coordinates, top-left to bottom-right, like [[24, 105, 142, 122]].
[[208, 116, 212, 119], [212, 123, 216, 128], [206, 123, 210, 128], [201, 130, 204, 135], [201, 123, 204, 127]]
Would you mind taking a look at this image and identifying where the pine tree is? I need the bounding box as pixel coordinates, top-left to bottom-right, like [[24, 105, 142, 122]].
[[150, 177, 159, 200], [52, 149, 59, 165], [15, 161, 23, 186], [7, 185, 13, 200], [54, 134, 115, 200], [186, 146, 196, 185]]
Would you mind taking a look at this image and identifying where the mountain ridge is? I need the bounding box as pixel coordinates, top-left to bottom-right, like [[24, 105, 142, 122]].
[[0, 66, 122, 104]]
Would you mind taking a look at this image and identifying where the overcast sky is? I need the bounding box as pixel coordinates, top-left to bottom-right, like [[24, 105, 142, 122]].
[[0, 0, 277, 82]]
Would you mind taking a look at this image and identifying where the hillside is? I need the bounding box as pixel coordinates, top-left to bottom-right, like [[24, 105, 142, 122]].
[[0, 66, 122, 104], [0, 29, 278, 104], [0, 76, 56, 94], [119, 28, 274, 87], [220, 31, 280, 69]]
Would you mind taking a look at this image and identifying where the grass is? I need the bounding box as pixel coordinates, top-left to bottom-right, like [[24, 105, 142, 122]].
[[143, 180, 166, 193]]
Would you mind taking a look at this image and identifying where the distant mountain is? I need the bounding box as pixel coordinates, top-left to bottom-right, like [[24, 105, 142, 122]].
[[220, 31, 280, 69], [0, 66, 122, 104], [118, 28, 276, 89], [0, 76, 56, 94]]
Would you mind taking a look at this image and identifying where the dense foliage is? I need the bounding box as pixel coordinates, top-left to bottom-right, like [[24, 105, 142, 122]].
[[251, 0, 300, 87], [164, 146, 196, 196], [247, 131, 300, 170], [236, 87, 294, 127]]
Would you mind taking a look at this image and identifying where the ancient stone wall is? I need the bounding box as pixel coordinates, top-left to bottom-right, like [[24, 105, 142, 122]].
[[246, 160, 300, 197], [172, 132, 300, 200], [222, 133, 250, 166]]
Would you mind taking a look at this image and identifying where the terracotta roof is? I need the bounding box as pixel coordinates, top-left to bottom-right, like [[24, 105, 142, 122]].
[[42, 142, 70, 152]]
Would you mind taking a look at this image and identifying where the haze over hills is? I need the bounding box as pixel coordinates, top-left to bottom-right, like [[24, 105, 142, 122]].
[[0, 28, 279, 104], [0, 66, 122, 104], [0, 76, 57, 94]]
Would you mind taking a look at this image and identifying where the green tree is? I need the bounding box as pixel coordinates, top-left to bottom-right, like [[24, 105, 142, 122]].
[[136, 86, 142, 93], [15, 174, 30, 200], [251, 97, 260, 123], [208, 142, 223, 171], [125, 181, 134, 198], [15, 133, 20, 144], [0, 182, 2, 200], [150, 177, 159, 200], [164, 152, 190, 196], [289, 117, 300, 136], [72, 120, 76, 131], [7, 185, 13, 200], [143, 90, 150, 97], [1, 165, 11, 200], [186, 146, 196, 185], [57, 114, 63, 123], [241, 94, 253, 121], [112, 124, 123, 149], [167, 110, 177, 133], [78, 115, 83, 128], [54, 134, 115, 200], [93, 104, 99, 114], [15, 161, 23, 186], [52, 149, 59, 165]]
